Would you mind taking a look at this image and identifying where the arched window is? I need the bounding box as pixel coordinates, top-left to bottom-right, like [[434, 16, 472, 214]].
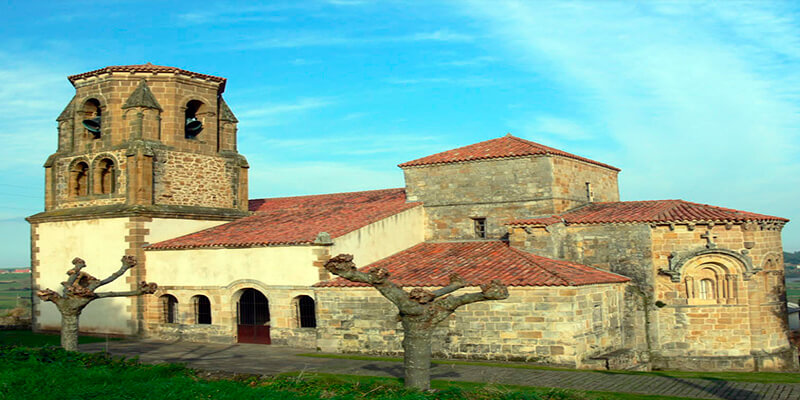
[[184, 100, 205, 139], [70, 161, 89, 198], [296, 295, 316, 328], [93, 158, 115, 195], [193, 295, 212, 325], [699, 279, 715, 300], [161, 294, 178, 324]]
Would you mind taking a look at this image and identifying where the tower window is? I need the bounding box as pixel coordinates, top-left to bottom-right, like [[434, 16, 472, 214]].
[[296, 295, 316, 328], [585, 182, 594, 202], [94, 158, 115, 195], [70, 161, 89, 198], [193, 295, 212, 325], [473, 217, 487, 239]]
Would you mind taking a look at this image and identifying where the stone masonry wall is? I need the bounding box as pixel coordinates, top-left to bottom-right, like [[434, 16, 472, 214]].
[[550, 157, 619, 213], [52, 150, 128, 209], [509, 223, 652, 353], [403, 155, 619, 241], [650, 223, 795, 371], [153, 149, 235, 208], [315, 284, 627, 367]]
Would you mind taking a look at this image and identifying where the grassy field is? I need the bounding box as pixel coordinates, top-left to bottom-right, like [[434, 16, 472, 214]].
[[787, 280, 800, 304], [0, 346, 697, 400], [0, 272, 30, 310], [0, 330, 117, 347]]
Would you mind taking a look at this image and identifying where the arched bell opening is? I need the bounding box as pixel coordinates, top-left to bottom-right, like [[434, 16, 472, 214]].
[[69, 161, 89, 198], [235, 288, 270, 344], [82, 99, 102, 138], [184, 100, 205, 139]]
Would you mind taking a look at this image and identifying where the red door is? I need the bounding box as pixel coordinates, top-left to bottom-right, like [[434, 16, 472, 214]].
[[237, 289, 270, 344]]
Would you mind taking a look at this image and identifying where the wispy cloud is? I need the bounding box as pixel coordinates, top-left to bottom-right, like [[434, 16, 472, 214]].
[[462, 1, 800, 248], [436, 55, 496, 67], [386, 76, 494, 87], [232, 29, 473, 50], [237, 97, 335, 126]]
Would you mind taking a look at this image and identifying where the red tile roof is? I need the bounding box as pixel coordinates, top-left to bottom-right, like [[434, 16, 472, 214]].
[[398, 134, 619, 171], [68, 64, 226, 92], [507, 200, 788, 226], [315, 241, 629, 288], [147, 188, 420, 249]]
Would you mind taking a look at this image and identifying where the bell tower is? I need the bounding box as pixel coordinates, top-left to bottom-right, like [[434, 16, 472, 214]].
[[29, 64, 249, 336], [41, 64, 249, 212]]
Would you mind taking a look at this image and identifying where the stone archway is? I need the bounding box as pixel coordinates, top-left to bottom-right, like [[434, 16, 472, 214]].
[[236, 288, 270, 344]]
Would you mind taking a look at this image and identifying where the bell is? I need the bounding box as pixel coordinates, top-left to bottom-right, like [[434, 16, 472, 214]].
[[185, 117, 203, 137], [82, 117, 101, 135]]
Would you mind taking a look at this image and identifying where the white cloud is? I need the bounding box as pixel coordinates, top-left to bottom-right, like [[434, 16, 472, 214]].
[[461, 1, 800, 249], [237, 97, 335, 127]]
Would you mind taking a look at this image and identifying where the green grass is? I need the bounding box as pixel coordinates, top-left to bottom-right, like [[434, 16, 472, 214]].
[[297, 353, 800, 384], [0, 346, 697, 400], [0, 272, 31, 310], [787, 280, 800, 303], [0, 330, 119, 347]]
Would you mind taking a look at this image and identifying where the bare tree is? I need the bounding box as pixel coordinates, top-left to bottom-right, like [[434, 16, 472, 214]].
[[324, 254, 509, 391], [36, 256, 157, 351]]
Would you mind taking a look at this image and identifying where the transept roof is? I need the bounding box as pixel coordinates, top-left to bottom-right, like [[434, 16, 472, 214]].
[[315, 241, 630, 288]]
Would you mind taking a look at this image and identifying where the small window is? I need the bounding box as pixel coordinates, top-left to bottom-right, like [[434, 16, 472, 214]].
[[585, 182, 594, 202], [473, 217, 486, 239], [296, 295, 316, 328], [193, 295, 212, 324], [161, 295, 178, 324], [94, 158, 115, 195], [70, 161, 89, 198], [699, 279, 714, 300]]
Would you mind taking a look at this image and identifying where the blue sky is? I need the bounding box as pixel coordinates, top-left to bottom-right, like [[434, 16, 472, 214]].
[[0, 0, 798, 268]]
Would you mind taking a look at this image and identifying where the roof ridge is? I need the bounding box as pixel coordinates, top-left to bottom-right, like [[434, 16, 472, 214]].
[[250, 187, 406, 203]]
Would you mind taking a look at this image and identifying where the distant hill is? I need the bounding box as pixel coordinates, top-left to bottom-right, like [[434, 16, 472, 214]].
[[786, 251, 800, 265]]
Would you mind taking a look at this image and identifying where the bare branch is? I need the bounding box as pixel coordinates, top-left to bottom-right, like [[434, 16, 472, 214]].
[[96, 281, 157, 298], [325, 254, 423, 314], [432, 273, 467, 298], [436, 279, 509, 311], [37, 289, 62, 304], [409, 288, 435, 304], [90, 255, 137, 290], [61, 257, 87, 293]]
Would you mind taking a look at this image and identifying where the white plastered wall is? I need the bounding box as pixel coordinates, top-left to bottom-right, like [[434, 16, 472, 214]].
[[145, 246, 320, 287], [146, 218, 230, 244], [35, 218, 133, 334], [331, 205, 425, 267]]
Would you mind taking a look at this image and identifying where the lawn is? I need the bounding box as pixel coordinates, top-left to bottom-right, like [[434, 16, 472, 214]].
[[0, 272, 31, 310], [0, 330, 117, 347], [0, 346, 697, 400]]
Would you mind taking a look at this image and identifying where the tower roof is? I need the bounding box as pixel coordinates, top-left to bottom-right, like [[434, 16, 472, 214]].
[[398, 134, 619, 171], [68, 63, 226, 92]]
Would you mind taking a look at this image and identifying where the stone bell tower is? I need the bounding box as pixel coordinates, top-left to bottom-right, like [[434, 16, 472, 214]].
[[28, 64, 249, 336]]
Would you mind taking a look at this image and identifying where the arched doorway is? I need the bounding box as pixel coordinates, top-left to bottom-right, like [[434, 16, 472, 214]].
[[237, 288, 270, 344]]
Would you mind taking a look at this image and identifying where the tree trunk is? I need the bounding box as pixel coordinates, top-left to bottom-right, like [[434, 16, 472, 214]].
[[401, 318, 433, 391], [60, 310, 80, 352]]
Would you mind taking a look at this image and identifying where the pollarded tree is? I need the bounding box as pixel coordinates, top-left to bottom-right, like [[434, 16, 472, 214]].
[[36, 256, 157, 351], [324, 254, 509, 391]]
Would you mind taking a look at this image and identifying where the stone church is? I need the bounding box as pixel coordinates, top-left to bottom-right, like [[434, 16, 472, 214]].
[[28, 65, 797, 371]]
